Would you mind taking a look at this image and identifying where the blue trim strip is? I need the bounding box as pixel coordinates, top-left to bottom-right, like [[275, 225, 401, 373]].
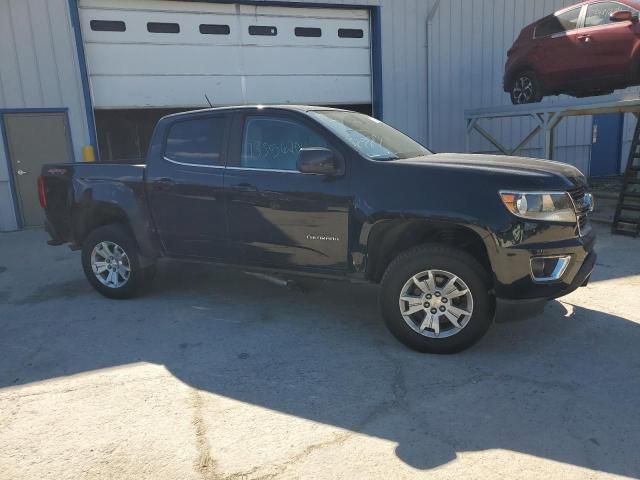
[[0, 109, 76, 229], [370, 5, 383, 120], [68, 0, 99, 160], [0, 115, 22, 230]]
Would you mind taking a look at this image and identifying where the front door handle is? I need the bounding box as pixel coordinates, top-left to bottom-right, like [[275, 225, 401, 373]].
[[16, 169, 28, 176], [156, 178, 175, 190], [234, 183, 258, 192], [578, 34, 592, 43]]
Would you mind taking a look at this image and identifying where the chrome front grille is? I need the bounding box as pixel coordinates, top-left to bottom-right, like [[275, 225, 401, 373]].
[[567, 185, 592, 236]]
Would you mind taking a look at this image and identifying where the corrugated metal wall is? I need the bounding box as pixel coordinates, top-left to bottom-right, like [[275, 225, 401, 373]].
[[0, 0, 90, 231], [428, 0, 640, 175]]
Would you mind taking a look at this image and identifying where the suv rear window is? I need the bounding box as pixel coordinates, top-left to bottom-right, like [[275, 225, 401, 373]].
[[535, 7, 582, 38], [164, 116, 227, 166]]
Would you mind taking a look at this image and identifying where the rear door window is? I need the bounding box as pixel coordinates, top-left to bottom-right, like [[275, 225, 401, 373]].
[[535, 7, 583, 37], [164, 116, 228, 166]]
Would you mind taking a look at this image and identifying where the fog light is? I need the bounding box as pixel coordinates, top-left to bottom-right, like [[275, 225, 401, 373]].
[[530, 256, 571, 282]]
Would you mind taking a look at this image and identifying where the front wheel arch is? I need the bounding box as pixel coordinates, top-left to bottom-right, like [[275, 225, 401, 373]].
[[364, 219, 493, 285]]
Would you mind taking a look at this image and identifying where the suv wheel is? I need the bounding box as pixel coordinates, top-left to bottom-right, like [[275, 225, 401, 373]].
[[81, 224, 156, 299], [510, 71, 543, 105], [379, 244, 493, 354]]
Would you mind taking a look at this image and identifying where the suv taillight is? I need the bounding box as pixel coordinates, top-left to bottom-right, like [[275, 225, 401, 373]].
[[37, 175, 47, 209]]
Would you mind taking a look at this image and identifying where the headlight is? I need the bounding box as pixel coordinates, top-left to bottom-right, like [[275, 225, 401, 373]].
[[499, 191, 577, 223]]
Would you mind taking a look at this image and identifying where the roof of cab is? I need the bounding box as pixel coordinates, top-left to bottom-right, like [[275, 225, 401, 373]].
[[161, 104, 352, 121]]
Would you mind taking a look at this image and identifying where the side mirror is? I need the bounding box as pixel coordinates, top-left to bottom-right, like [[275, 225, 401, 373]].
[[297, 148, 341, 176], [610, 10, 638, 23]]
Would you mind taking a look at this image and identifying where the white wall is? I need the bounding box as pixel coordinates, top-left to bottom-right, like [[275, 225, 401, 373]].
[[0, 0, 91, 231]]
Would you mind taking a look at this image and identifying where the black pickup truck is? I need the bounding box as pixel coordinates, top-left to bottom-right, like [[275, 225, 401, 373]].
[[39, 106, 596, 353]]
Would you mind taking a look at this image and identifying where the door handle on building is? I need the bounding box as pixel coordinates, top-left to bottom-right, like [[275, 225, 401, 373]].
[[16, 169, 28, 176]]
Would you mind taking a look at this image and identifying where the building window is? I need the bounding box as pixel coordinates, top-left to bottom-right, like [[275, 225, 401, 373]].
[[165, 116, 228, 166], [295, 27, 321, 37], [90, 20, 126, 32], [249, 25, 277, 36], [147, 22, 180, 34], [200, 24, 230, 35], [338, 28, 364, 38]]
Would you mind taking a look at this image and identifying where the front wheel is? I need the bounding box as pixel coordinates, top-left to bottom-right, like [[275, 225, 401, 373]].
[[81, 224, 156, 299], [379, 245, 494, 354], [510, 71, 543, 105]]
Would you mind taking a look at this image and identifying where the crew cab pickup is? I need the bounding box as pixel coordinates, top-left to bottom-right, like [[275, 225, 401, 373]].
[[39, 106, 596, 353]]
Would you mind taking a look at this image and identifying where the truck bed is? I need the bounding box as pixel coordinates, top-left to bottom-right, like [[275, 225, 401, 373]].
[[40, 163, 147, 246]]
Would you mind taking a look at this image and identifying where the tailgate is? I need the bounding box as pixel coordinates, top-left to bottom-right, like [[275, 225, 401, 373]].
[[40, 164, 75, 242]]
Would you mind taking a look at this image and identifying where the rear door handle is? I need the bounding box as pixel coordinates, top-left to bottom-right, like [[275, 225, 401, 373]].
[[234, 183, 258, 192], [156, 178, 175, 190], [578, 34, 592, 43]]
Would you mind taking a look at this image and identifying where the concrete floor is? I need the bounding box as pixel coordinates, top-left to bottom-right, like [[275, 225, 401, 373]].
[[1, 225, 639, 480]]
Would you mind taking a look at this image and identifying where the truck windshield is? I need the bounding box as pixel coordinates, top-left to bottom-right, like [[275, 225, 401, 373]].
[[309, 110, 432, 160]]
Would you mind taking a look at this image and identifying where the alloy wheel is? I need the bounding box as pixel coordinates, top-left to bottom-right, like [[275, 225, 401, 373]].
[[512, 75, 534, 104], [398, 270, 474, 339], [90, 241, 131, 288]]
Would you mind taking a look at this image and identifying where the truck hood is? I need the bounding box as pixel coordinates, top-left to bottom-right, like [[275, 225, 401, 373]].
[[396, 153, 586, 187]]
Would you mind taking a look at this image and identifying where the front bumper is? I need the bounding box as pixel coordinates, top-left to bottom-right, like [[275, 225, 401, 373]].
[[488, 219, 597, 301], [494, 250, 596, 322]]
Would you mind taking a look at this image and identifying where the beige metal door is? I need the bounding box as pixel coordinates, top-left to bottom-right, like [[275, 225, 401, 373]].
[[4, 112, 73, 227]]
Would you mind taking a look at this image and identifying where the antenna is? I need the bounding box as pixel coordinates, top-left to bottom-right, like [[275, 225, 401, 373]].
[[204, 94, 213, 108]]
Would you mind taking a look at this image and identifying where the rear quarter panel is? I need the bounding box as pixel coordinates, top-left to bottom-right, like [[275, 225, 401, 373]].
[[42, 163, 160, 257]]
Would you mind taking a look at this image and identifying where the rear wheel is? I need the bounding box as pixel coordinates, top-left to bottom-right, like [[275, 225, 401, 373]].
[[379, 244, 494, 354], [81, 224, 155, 299], [510, 71, 543, 105]]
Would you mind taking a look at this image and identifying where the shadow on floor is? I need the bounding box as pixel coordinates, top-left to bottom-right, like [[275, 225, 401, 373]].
[[2, 261, 640, 476]]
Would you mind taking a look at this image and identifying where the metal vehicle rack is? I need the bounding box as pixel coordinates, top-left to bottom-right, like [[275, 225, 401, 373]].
[[464, 98, 640, 236]]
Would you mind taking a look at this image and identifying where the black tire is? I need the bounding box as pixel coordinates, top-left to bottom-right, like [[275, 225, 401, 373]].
[[510, 70, 543, 105], [379, 244, 494, 354], [81, 224, 156, 299]]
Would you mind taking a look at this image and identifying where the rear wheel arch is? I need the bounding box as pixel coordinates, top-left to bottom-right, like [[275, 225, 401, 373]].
[[364, 219, 494, 285], [74, 202, 132, 246], [73, 202, 157, 261]]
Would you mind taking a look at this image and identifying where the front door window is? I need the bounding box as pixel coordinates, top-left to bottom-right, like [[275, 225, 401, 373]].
[[241, 116, 328, 171]]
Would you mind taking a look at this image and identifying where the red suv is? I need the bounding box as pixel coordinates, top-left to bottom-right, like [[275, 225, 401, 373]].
[[505, 0, 640, 104]]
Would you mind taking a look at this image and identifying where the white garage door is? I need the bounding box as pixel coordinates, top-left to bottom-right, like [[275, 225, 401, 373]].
[[79, 0, 372, 109]]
